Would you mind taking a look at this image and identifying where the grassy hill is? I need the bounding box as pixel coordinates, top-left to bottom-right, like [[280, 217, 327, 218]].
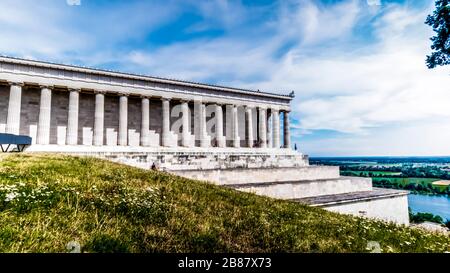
[[0, 154, 448, 253]]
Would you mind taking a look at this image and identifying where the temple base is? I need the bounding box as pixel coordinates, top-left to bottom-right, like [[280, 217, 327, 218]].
[[24, 145, 409, 225]]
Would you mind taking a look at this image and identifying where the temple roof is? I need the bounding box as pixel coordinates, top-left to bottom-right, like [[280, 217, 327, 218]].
[[0, 55, 294, 101]]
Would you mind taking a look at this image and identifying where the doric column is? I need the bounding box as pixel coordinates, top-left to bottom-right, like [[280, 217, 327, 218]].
[[118, 94, 128, 146], [93, 92, 105, 146], [6, 82, 23, 135], [215, 104, 225, 147], [267, 110, 272, 148], [232, 105, 240, 148], [140, 96, 150, 146], [258, 106, 267, 148], [272, 109, 280, 148], [66, 88, 80, 145], [161, 98, 171, 147], [181, 100, 190, 147], [245, 106, 254, 148], [200, 103, 209, 147], [284, 111, 291, 149], [36, 85, 52, 144]]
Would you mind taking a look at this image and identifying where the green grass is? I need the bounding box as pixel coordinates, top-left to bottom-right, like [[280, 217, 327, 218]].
[[342, 171, 446, 190], [372, 177, 440, 185], [0, 154, 448, 253]]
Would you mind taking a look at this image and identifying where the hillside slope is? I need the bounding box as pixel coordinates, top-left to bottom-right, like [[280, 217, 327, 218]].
[[0, 154, 448, 253]]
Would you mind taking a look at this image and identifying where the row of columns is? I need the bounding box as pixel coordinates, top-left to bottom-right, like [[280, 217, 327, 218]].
[[4, 82, 292, 148]]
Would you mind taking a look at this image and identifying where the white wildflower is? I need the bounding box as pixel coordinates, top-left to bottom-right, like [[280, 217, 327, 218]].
[[5, 192, 18, 202]]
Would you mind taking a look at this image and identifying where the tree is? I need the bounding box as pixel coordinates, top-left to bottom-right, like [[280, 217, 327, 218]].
[[445, 219, 450, 229], [425, 0, 450, 68]]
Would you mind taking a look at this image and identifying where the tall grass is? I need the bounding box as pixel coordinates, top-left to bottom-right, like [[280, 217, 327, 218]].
[[0, 154, 448, 253]]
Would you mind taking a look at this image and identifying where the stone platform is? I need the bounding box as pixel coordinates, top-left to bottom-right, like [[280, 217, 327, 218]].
[[24, 146, 409, 225], [294, 188, 410, 225], [25, 145, 309, 170]]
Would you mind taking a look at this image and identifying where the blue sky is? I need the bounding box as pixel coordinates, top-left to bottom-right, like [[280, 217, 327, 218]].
[[1, 0, 450, 156]]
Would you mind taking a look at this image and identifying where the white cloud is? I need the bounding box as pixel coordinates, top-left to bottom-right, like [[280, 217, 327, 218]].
[[302, 118, 450, 156], [0, 0, 448, 155], [0, 0, 180, 64]]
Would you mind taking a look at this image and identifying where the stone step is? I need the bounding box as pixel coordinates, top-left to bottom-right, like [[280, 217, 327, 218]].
[[291, 188, 410, 225], [225, 176, 372, 199], [171, 165, 340, 185]]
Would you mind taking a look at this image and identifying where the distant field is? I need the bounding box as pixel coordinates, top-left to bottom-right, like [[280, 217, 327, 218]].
[[371, 177, 449, 193], [341, 170, 449, 193], [372, 177, 440, 186], [342, 171, 402, 176], [432, 180, 450, 191]]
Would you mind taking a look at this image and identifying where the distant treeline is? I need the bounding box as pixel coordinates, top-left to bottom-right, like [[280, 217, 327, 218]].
[[409, 209, 449, 227], [310, 157, 450, 164], [340, 166, 450, 180], [311, 158, 450, 195], [372, 178, 450, 195]]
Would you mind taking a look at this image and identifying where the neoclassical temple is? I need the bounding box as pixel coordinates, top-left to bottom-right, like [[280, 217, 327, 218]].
[[0, 56, 410, 225], [0, 56, 292, 150]]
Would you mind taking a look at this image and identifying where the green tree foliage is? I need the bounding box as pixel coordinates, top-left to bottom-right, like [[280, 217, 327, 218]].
[[445, 219, 450, 229], [426, 0, 450, 68], [409, 211, 444, 224]]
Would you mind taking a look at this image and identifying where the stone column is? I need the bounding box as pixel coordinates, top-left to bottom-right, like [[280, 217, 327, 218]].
[[200, 103, 209, 147], [267, 110, 272, 148], [118, 94, 128, 146], [232, 105, 240, 148], [181, 100, 190, 147], [272, 109, 280, 148], [215, 104, 225, 147], [245, 106, 254, 148], [93, 92, 105, 146], [36, 86, 52, 144], [6, 82, 23, 135], [140, 97, 150, 146], [66, 88, 80, 145], [284, 111, 291, 149], [161, 98, 171, 147], [258, 107, 267, 148]]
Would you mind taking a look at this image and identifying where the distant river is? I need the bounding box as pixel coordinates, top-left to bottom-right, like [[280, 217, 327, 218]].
[[408, 194, 450, 221]]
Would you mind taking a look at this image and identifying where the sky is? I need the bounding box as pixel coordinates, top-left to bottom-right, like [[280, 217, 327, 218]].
[[0, 0, 449, 156]]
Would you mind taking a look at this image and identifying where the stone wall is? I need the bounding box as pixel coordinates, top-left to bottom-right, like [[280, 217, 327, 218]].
[[49, 90, 69, 145], [19, 87, 40, 141], [0, 86, 8, 132], [231, 176, 373, 199], [104, 95, 120, 145], [173, 165, 339, 184], [78, 92, 95, 145], [324, 194, 410, 225]]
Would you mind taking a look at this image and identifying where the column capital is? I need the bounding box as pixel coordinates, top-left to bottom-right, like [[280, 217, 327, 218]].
[[140, 95, 151, 99], [227, 103, 239, 108], [39, 84, 53, 90], [7, 81, 24, 87], [245, 105, 255, 110], [118, 92, 129, 97], [94, 90, 107, 95], [161, 97, 171, 101], [68, 88, 81, 93]]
